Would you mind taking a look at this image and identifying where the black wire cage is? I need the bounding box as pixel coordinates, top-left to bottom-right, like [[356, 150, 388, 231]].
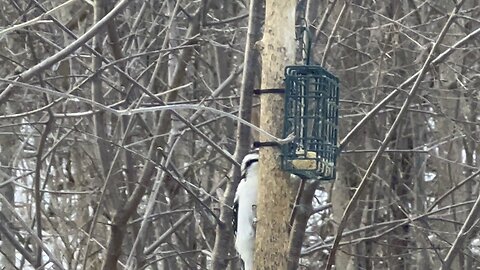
[[281, 65, 339, 180]]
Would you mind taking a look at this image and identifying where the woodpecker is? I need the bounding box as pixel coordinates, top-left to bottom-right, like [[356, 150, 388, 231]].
[[233, 150, 259, 270]]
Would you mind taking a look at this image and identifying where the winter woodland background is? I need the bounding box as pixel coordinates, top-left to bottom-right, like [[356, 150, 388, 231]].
[[0, 0, 480, 269]]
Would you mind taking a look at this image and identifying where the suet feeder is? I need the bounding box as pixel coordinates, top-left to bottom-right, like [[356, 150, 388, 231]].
[[281, 65, 339, 180], [253, 24, 339, 180]]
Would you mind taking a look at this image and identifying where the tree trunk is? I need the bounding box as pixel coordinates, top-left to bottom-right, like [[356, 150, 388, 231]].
[[211, 0, 263, 268], [254, 0, 297, 269]]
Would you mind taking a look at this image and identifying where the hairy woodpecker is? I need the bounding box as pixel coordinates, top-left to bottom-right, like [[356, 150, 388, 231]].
[[233, 150, 259, 270]]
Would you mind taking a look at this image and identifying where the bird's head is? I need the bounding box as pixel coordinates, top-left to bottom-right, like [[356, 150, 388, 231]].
[[240, 150, 259, 177]]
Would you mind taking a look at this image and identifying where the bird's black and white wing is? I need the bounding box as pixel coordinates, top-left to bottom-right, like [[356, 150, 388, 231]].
[[232, 182, 241, 236]]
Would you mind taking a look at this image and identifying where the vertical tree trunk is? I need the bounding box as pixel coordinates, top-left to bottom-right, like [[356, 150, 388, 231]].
[[254, 0, 297, 269], [211, 0, 263, 268], [288, 181, 317, 270]]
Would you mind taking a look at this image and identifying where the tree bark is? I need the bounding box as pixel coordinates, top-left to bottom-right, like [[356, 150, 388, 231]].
[[254, 0, 297, 269]]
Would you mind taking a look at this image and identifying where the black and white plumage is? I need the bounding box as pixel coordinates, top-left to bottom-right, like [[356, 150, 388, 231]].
[[233, 150, 259, 270]]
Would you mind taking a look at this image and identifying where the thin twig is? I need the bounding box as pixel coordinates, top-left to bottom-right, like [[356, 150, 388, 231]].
[[313, 0, 338, 43], [144, 212, 194, 254], [441, 191, 480, 270], [428, 169, 480, 212], [33, 113, 53, 267], [320, 1, 348, 66]]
